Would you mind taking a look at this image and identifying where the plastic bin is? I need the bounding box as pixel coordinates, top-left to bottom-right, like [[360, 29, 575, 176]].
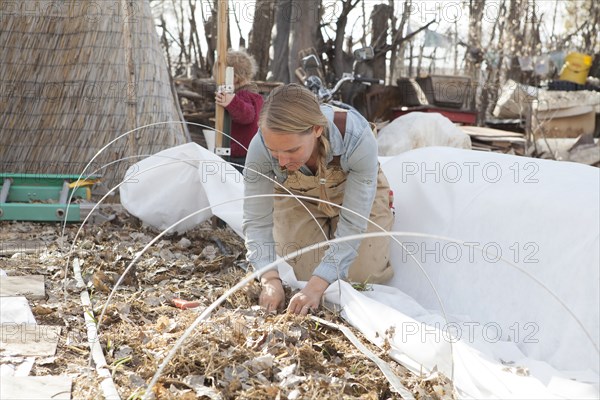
[[559, 52, 593, 85], [416, 75, 471, 109]]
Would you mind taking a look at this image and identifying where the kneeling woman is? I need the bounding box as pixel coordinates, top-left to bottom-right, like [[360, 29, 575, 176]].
[[243, 84, 394, 314]]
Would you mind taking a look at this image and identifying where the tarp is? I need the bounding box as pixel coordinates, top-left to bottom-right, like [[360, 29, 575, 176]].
[[120, 143, 599, 398]]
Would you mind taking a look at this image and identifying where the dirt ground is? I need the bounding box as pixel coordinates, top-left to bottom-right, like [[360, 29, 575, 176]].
[[0, 206, 454, 399]]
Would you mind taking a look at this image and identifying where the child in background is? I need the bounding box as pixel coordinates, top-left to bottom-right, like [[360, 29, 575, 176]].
[[215, 50, 264, 171]]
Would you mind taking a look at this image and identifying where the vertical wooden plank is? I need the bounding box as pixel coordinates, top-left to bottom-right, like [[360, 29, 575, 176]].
[[214, 0, 229, 149], [122, 0, 139, 154]]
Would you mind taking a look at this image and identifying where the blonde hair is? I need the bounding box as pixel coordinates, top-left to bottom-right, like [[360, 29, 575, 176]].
[[227, 49, 257, 86], [260, 84, 336, 216]]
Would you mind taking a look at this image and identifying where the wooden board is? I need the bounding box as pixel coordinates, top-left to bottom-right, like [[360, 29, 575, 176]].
[[471, 136, 526, 144], [461, 125, 524, 138], [1, 324, 60, 357], [0, 275, 45, 300], [0, 376, 72, 399], [0, 240, 46, 257]]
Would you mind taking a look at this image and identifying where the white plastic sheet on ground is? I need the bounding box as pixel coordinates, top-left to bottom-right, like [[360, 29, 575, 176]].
[[120, 143, 599, 398], [377, 112, 472, 156]]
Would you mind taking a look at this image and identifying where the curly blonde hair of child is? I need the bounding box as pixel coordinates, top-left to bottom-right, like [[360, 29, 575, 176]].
[[227, 49, 257, 85]]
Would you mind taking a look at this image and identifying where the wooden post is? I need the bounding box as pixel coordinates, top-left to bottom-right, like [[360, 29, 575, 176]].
[[215, 0, 228, 150]]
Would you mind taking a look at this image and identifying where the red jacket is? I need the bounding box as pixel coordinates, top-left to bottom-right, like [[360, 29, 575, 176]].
[[224, 88, 263, 158]]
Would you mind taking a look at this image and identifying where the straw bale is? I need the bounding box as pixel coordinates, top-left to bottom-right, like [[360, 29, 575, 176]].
[[0, 0, 188, 188]]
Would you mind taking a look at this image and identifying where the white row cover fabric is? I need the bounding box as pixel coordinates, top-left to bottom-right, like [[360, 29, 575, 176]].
[[377, 112, 472, 156], [378, 147, 599, 398], [120, 143, 599, 398], [120, 143, 243, 235]]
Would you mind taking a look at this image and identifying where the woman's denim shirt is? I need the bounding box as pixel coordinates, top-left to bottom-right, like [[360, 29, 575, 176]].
[[242, 104, 379, 283]]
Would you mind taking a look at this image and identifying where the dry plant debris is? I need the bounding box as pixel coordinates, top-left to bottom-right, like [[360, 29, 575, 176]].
[[0, 206, 454, 399]]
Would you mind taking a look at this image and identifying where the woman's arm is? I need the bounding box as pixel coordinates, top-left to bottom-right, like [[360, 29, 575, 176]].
[[243, 134, 277, 270], [313, 126, 379, 283], [243, 134, 285, 311]]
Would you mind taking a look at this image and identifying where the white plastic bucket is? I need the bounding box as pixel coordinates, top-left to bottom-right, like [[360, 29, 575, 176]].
[[202, 129, 216, 153]]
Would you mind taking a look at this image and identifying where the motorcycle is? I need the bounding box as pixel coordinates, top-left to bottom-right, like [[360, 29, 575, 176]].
[[297, 46, 384, 111]]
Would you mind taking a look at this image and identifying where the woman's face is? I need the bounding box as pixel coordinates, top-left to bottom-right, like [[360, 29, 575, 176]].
[[262, 126, 322, 171]]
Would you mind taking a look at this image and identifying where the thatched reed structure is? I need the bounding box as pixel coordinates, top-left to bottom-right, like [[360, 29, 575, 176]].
[[0, 0, 188, 187]]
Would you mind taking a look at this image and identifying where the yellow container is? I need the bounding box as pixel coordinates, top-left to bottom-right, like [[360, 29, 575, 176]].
[[559, 52, 593, 85]]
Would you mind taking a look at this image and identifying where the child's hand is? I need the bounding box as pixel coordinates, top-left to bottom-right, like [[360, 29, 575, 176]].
[[215, 92, 235, 107]]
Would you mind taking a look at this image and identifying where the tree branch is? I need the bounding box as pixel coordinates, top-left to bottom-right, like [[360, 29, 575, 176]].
[[378, 19, 436, 55]]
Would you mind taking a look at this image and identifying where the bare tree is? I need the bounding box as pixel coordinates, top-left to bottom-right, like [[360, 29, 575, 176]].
[[248, 0, 276, 80], [270, 0, 322, 83], [480, 0, 508, 124], [331, 0, 360, 78], [151, 0, 597, 125], [188, 0, 205, 75], [271, 0, 292, 82], [565, 0, 599, 52], [389, 0, 411, 82], [157, 13, 173, 73], [583, 1, 599, 52], [503, 0, 527, 83], [370, 4, 391, 79], [466, 0, 485, 121], [288, 0, 321, 82], [466, 0, 485, 76]]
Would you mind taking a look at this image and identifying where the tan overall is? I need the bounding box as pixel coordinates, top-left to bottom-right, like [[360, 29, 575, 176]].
[[272, 117, 394, 284]]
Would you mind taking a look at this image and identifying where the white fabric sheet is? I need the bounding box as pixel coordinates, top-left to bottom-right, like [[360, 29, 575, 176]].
[[120, 143, 243, 235], [120, 143, 599, 398], [377, 147, 599, 398], [377, 112, 472, 155]]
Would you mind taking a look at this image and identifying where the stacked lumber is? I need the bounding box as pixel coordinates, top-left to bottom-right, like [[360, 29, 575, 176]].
[[460, 126, 526, 155]]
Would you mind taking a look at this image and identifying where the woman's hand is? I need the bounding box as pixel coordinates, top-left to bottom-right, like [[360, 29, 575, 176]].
[[288, 276, 329, 315], [215, 92, 235, 107], [259, 271, 285, 313]]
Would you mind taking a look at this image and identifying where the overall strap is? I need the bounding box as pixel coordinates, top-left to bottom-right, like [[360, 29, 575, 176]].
[[333, 110, 347, 138], [329, 110, 347, 168]]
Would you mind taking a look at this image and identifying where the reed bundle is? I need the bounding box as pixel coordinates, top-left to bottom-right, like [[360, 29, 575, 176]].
[[0, 0, 187, 188]]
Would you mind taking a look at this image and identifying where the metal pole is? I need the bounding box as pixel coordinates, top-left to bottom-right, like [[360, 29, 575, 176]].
[[58, 181, 70, 205]]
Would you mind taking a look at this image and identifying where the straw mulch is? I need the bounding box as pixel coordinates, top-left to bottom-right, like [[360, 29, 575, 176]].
[[0, 207, 454, 399], [0, 1, 187, 187]]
